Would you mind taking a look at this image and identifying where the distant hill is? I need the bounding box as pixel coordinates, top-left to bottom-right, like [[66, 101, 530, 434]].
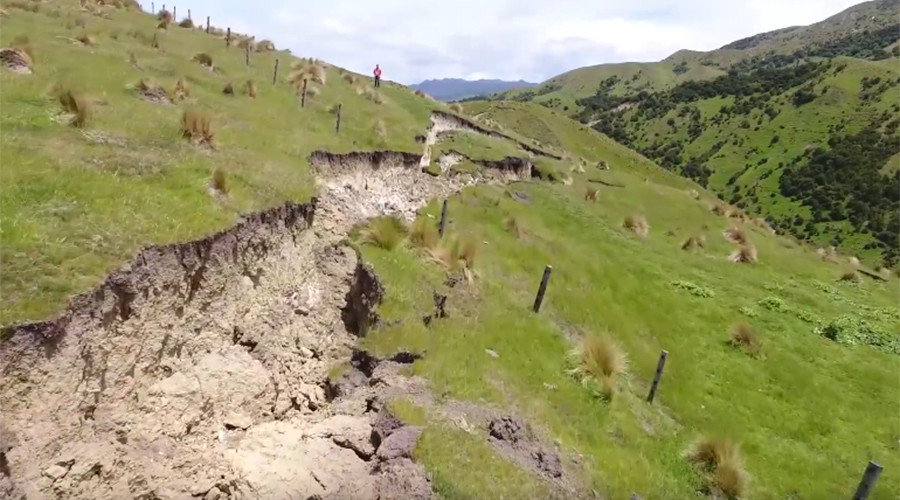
[[489, 0, 900, 266], [410, 78, 537, 101]]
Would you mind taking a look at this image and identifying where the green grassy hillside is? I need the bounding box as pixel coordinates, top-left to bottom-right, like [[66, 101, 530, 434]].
[[0, 0, 442, 323], [1, 2, 899, 499]]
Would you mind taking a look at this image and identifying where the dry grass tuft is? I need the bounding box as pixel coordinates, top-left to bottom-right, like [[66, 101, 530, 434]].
[[58, 89, 91, 127], [623, 214, 649, 238], [342, 73, 357, 85], [210, 167, 227, 195], [687, 438, 748, 499], [730, 323, 762, 357], [681, 235, 706, 251], [722, 226, 747, 245], [305, 86, 320, 99], [570, 335, 627, 400], [180, 109, 213, 146], [409, 218, 439, 250], [178, 18, 193, 28], [192, 52, 213, 68], [449, 103, 463, 114], [457, 237, 479, 269], [688, 189, 700, 199], [585, 187, 599, 202], [728, 245, 758, 264], [255, 39, 275, 52], [135, 78, 168, 102], [710, 203, 727, 216], [816, 247, 838, 263], [76, 33, 97, 46], [504, 215, 524, 238], [359, 216, 408, 250], [290, 58, 327, 87], [237, 37, 255, 50], [839, 270, 862, 283], [169, 78, 189, 101], [848, 256, 860, 267], [222, 82, 234, 95], [358, 86, 383, 104], [243, 80, 257, 98]]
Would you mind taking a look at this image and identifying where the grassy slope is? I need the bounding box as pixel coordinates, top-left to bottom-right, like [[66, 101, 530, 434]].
[[359, 161, 899, 498], [2, 3, 899, 499], [622, 56, 898, 263], [0, 1, 442, 324]]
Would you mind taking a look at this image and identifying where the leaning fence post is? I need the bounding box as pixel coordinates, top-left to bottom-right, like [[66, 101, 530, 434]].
[[301, 79, 307, 108], [226, 27, 231, 47], [151, 2, 155, 14], [335, 103, 342, 133], [205, 16, 209, 33], [172, 5, 175, 20], [853, 461, 883, 500], [438, 199, 449, 237], [532, 265, 552, 312], [245, 41, 250, 66], [272, 59, 279, 85], [647, 350, 668, 403]]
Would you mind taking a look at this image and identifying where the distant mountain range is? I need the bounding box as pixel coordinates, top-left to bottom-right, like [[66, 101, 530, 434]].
[[410, 78, 537, 102]]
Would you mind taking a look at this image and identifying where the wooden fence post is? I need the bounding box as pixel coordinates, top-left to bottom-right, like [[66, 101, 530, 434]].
[[647, 350, 668, 403], [853, 461, 883, 500], [301, 79, 307, 108], [245, 42, 250, 66], [173, 5, 175, 20], [272, 59, 279, 85], [335, 103, 342, 133], [162, 4, 165, 12], [151, 2, 154, 14], [205, 16, 209, 33], [438, 199, 449, 237], [226, 27, 231, 47], [187, 8, 190, 20], [532, 265, 552, 312]]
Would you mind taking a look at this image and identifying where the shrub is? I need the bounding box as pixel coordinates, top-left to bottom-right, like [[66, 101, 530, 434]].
[[243, 80, 256, 98], [687, 437, 748, 499], [816, 315, 897, 353], [569, 335, 627, 400], [730, 323, 762, 357], [585, 187, 599, 202], [192, 52, 212, 68], [671, 280, 715, 298], [409, 218, 439, 250], [211, 167, 227, 194], [722, 226, 747, 244], [758, 296, 787, 312], [58, 89, 91, 127], [359, 216, 407, 250], [729, 245, 757, 263], [178, 18, 193, 28], [623, 214, 649, 237], [222, 82, 234, 95], [681, 235, 705, 250], [180, 109, 213, 146]]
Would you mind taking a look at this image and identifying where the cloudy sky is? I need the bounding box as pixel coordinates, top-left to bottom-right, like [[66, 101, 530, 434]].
[[155, 0, 861, 84]]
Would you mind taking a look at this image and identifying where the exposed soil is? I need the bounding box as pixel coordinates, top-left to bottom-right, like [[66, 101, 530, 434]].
[[0, 111, 561, 499]]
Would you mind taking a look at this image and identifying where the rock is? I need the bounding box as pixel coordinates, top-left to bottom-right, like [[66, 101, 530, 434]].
[[329, 366, 368, 398], [223, 412, 253, 430], [312, 415, 375, 459], [375, 458, 431, 499], [70, 459, 102, 481], [204, 486, 223, 500], [489, 417, 523, 443], [376, 426, 422, 461], [42, 463, 71, 481], [372, 409, 403, 446]]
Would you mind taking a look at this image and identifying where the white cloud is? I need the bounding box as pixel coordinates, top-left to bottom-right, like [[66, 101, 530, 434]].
[[151, 0, 863, 84]]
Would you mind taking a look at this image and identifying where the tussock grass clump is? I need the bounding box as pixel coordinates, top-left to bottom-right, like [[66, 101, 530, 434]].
[[305, 86, 320, 99], [687, 438, 748, 499], [585, 187, 599, 202], [359, 216, 408, 250], [178, 18, 193, 28], [135, 78, 168, 102], [210, 167, 227, 195], [414, 89, 426, 98], [76, 33, 97, 46], [730, 323, 762, 357], [569, 335, 627, 401], [180, 109, 213, 146], [623, 214, 649, 238], [256, 39, 275, 52], [449, 103, 463, 114], [681, 235, 706, 251], [58, 89, 91, 127], [710, 203, 727, 216], [237, 37, 255, 50], [409, 218, 439, 250], [290, 58, 326, 87], [169, 78, 189, 101], [342, 73, 357, 85], [243, 80, 257, 98], [848, 256, 860, 267], [722, 226, 747, 245], [358, 86, 383, 104], [688, 189, 700, 199], [192, 52, 213, 68], [838, 270, 862, 284], [729, 245, 758, 264], [222, 82, 234, 95], [504, 215, 524, 238], [816, 247, 837, 263], [0, 47, 33, 74]]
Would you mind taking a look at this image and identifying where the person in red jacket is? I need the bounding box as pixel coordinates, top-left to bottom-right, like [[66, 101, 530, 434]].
[[373, 64, 382, 88]]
